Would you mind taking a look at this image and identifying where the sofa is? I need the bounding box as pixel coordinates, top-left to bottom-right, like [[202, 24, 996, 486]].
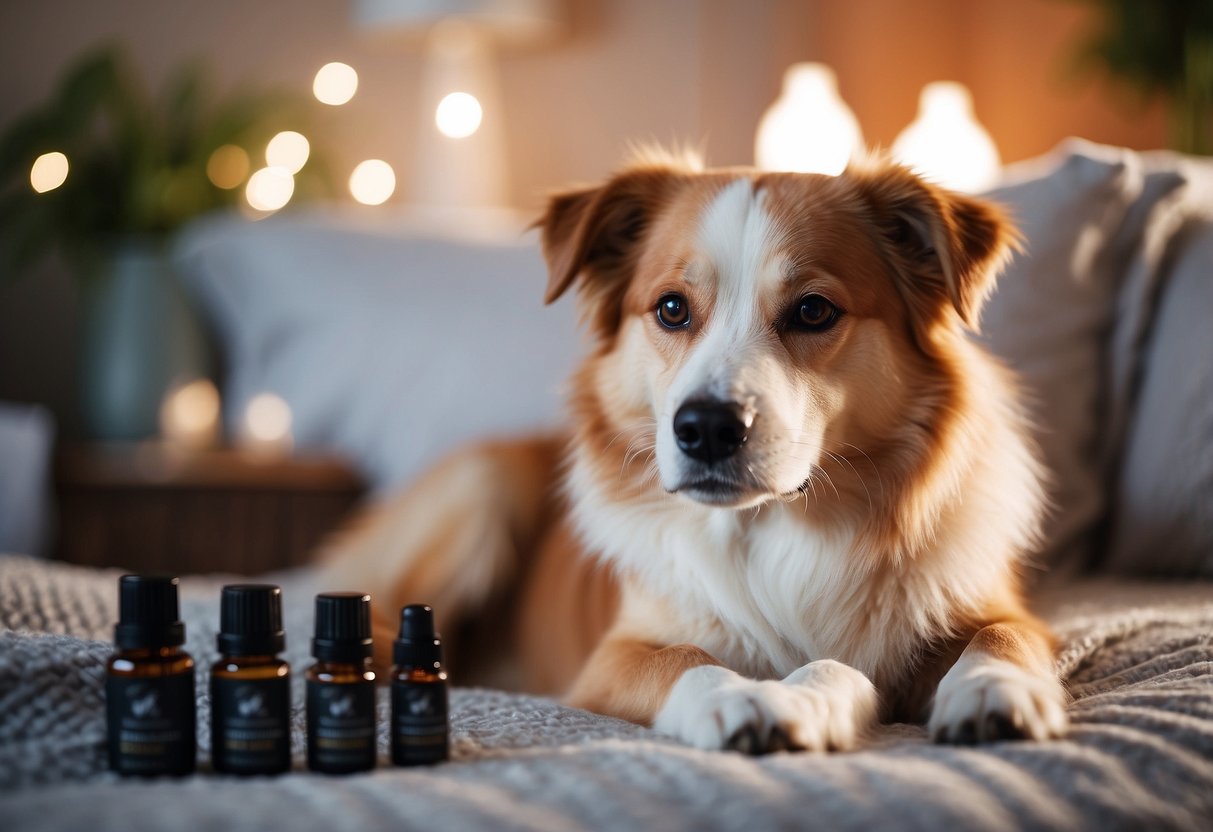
[[1, 140, 1211, 831]]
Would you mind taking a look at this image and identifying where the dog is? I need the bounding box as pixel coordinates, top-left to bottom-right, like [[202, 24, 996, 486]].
[[320, 151, 1068, 752]]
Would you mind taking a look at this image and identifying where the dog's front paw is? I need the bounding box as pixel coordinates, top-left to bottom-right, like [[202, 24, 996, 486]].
[[653, 660, 878, 754], [929, 657, 1068, 743]]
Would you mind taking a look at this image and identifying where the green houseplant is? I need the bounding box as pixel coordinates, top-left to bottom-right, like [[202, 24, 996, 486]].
[[1069, 0, 1213, 155], [0, 45, 328, 439]]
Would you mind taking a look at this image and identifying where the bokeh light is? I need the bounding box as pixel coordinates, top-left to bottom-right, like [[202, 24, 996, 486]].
[[755, 63, 861, 176], [435, 92, 483, 139], [245, 166, 295, 212], [265, 131, 310, 174], [243, 392, 293, 447], [313, 62, 358, 106], [30, 151, 69, 193], [206, 144, 249, 189], [892, 82, 1000, 193], [159, 378, 221, 449], [348, 159, 396, 206]]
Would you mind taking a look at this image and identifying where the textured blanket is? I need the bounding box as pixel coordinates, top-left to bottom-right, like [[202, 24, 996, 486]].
[[1, 553, 1211, 831]]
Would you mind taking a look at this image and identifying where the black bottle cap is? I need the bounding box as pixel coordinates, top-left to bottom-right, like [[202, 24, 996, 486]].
[[393, 604, 442, 669], [311, 592, 373, 663], [114, 574, 186, 650], [217, 584, 285, 656]]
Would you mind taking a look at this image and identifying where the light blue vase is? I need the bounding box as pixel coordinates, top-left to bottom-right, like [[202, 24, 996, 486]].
[[78, 239, 210, 441]]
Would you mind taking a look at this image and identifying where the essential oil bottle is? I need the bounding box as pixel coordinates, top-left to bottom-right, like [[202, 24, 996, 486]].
[[106, 574, 197, 776], [390, 604, 449, 766], [210, 584, 291, 775], [306, 592, 377, 773]]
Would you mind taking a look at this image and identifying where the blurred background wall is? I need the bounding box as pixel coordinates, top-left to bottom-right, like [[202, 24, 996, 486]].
[[0, 0, 1170, 430]]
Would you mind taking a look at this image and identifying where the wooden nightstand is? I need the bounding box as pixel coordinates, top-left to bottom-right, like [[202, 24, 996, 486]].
[[53, 443, 366, 575]]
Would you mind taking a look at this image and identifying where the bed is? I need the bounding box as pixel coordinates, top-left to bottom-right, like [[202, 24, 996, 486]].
[[1, 555, 1211, 830]]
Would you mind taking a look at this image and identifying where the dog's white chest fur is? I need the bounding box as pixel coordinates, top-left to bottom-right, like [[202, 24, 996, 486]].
[[568, 454, 960, 684]]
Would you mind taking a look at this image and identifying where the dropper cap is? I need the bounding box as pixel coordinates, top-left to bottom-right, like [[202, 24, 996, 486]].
[[311, 592, 373, 663], [393, 604, 442, 669], [218, 584, 285, 656], [114, 574, 186, 650]]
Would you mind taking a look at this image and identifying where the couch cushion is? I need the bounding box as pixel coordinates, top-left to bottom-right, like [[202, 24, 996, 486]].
[[1104, 160, 1213, 575], [977, 140, 1149, 575], [175, 213, 582, 495]]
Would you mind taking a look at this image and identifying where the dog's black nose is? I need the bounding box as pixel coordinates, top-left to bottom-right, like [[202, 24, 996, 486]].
[[673, 401, 750, 463]]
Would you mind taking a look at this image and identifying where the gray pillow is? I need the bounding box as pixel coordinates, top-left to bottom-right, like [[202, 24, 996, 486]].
[[175, 213, 583, 495], [978, 140, 1145, 576], [1105, 205, 1213, 576]]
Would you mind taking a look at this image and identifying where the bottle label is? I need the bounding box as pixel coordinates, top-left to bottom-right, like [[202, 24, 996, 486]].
[[211, 674, 291, 774], [306, 680, 377, 773], [106, 670, 197, 776], [391, 682, 449, 766]]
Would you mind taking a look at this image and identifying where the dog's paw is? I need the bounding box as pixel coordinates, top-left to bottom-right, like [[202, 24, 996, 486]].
[[929, 657, 1068, 744], [653, 660, 878, 754]]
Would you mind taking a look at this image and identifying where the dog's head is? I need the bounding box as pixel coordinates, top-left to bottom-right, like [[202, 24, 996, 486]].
[[539, 155, 1017, 511]]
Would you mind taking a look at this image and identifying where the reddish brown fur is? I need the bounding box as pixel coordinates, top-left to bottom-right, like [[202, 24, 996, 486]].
[[514, 518, 620, 694], [566, 639, 722, 725]]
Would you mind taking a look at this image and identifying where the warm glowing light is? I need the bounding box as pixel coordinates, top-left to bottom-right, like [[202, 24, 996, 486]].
[[348, 159, 396, 205], [30, 151, 69, 193], [755, 63, 862, 176], [206, 145, 249, 189], [160, 379, 221, 450], [265, 131, 310, 174], [892, 82, 1001, 192], [313, 62, 358, 106], [242, 392, 293, 455], [244, 393, 292, 442], [435, 92, 483, 139], [245, 166, 295, 212]]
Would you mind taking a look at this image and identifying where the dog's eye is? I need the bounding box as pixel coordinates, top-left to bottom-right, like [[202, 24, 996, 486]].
[[791, 295, 840, 332], [656, 293, 691, 329]]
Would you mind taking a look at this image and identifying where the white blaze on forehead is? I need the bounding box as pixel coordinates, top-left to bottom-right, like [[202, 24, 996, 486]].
[[674, 179, 783, 403], [696, 178, 782, 305]]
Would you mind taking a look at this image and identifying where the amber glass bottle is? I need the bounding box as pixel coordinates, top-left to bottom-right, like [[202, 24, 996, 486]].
[[106, 574, 197, 776], [210, 584, 291, 775], [305, 592, 377, 773], [390, 604, 449, 766]]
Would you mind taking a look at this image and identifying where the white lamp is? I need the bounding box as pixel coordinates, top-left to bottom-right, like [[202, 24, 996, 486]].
[[892, 82, 1001, 193], [355, 0, 564, 220], [755, 63, 863, 176]]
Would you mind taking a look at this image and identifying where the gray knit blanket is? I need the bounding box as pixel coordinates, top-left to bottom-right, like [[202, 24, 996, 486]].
[[1, 554, 1212, 831]]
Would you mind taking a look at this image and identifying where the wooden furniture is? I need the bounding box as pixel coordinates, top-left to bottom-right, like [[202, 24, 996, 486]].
[[53, 443, 366, 575]]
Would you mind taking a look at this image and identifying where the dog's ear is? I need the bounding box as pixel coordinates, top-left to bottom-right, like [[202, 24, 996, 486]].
[[849, 161, 1019, 331], [537, 166, 683, 337]]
